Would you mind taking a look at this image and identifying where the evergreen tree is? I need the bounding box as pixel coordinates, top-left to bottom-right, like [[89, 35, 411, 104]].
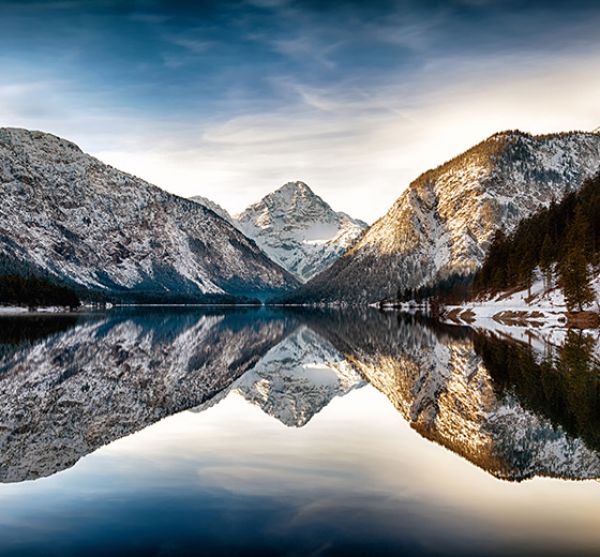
[[558, 207, 596, 311], [559, 249, 596, 311], [539, 232, 554, 289]]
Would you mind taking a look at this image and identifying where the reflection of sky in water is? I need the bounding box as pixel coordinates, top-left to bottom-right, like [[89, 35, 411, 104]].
[[0, 386, 599, 556]]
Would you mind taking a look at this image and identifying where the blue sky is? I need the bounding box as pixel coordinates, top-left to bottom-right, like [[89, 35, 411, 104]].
[[1, 0, 600, 221]]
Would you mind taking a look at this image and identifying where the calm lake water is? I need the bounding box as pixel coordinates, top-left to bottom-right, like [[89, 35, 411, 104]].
[[0, 308, 599, 556]]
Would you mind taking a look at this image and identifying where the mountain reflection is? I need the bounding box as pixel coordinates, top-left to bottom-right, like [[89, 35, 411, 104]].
[[311, 311, 600, 482], [475, 329, 600, 458], [0, 308, 599, 483], [0, 309, 293, 482]]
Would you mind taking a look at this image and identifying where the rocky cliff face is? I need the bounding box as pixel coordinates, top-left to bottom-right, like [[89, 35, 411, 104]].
[[188, 195, 236, 226], [232, 181, 367, 282], [0, 128, 298, 302], [291, 131, 600, 303]]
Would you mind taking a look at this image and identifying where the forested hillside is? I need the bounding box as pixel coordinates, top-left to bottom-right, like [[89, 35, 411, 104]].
[[473, 172, 600, 311]]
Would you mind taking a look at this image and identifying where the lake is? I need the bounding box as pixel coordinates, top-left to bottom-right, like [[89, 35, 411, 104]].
[[0, 308, 599, 556]]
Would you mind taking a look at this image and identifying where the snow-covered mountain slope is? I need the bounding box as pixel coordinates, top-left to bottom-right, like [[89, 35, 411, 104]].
[[189, 195, 236, 226], [195, 325, 365, 427], [314, 310, 600, 482], [232, 181, 367, 282], [0, 310, 289, 482], [290, 131, 600, 303], [0, 128, 298, 302]]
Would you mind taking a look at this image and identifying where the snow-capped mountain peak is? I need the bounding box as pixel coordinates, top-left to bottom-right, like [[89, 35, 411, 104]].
[[234, 181, 368, 282], [291, 130, 600, 303]]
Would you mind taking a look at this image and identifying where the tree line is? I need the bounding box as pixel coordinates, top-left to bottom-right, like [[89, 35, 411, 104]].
[[0, 274, 80, 308], [474, 172, 599, 311]]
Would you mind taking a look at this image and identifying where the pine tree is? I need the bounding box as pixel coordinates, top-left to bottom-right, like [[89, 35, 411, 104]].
[[558, 207, 596, 312], [539, 232, 554, 289], [559, 249, 595, 311]]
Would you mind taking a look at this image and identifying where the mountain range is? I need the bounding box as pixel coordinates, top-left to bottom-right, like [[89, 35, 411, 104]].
[[1, 127, 600, 306]]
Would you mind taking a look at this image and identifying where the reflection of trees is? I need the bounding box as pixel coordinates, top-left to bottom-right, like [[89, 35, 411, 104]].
[[306, 309, 600, 481], [474, 330, 600, 452], [0, 315, 81, 361]]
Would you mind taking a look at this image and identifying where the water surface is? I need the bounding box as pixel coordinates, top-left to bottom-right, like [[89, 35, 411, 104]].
[[0, 308, 598, 556]]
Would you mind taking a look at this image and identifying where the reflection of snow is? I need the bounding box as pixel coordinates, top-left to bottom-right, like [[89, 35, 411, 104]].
[[194, 325, 365, 427]]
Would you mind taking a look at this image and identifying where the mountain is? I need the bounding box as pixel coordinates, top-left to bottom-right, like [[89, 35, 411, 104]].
[[189, 195, 236, 226], [288, 131, 600, 303], [446, 170, 600, 323], [0, 128, 299, 303], [232, 181, 367, 282], [194, 325, 365, 427]]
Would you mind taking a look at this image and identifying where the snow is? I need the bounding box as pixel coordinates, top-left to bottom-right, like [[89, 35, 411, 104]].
[[0, 127, 297, 300], [439, 270, 600, 361], [0, 310, 289, 482], [298, 130, 600, 303], [340, 311, 600, 481], [0, 306, 76, 314], [0, 306, 28, 315], [193, 325, 365, 427], [234, 181, 367, 282], [188, 195, 236, 226], [444, 269, 600, 326]]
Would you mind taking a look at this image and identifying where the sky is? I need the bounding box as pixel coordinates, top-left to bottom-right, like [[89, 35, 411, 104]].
[[1, 0, 600, 222]]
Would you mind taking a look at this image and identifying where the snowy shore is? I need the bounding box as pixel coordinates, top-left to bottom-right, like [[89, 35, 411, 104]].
[[439, 274, 599, 328], [0, 306, 77, 315]]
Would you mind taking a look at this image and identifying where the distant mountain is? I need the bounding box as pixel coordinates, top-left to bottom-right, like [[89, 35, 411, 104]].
[[189, 195, 236, 226], [0, 128, 299, 303], [289, 130, 600, 303], [229, 181, 367, 282]]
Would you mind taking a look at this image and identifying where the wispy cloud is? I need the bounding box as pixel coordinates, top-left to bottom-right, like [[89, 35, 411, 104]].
[[1, 1, 600, 223], [269, 35, 342, 69]]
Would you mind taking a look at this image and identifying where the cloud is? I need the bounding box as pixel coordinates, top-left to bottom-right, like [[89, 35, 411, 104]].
[[167, 36, 214, 55], [269, 35, 341, 69], [2, 0, 600, 224], [93, 50, 600, 223]]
